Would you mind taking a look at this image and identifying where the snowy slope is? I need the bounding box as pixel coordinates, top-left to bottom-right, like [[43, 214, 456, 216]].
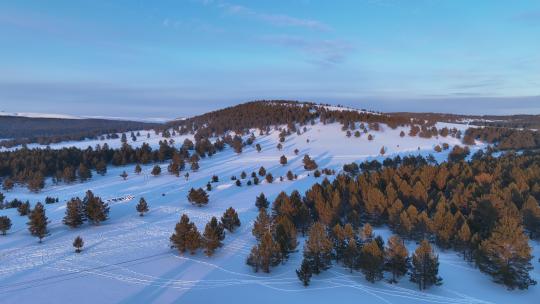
[[0, 121, 537, 304]]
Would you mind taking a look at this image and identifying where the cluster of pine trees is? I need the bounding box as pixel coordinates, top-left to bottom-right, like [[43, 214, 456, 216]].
[[170, 208, 240, 256], [63, 190, 110, 228], [247, 150, 539, 290]]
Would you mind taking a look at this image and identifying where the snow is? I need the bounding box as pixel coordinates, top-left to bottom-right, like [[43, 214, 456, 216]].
[[0, 130, 194, 151], [0, 121, 536, 304]]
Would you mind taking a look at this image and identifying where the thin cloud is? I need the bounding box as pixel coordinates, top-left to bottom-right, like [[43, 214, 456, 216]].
[[262, 35, 353, 67], [205, 1, 331, 31]]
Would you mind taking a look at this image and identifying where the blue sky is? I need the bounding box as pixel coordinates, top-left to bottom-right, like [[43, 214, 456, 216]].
[[0, 0, 539, 117]]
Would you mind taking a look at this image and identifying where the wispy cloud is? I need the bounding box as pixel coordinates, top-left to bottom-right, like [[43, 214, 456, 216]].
[[219, 3, 331, 31], [262, 35, 353, 67]]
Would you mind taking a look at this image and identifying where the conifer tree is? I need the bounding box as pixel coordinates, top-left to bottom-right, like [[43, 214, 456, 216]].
[[456, 222, 472, 260], [343, 237, 359, 273], [296, 259, 312, 286], [385, 235, 409, 283], [221, 207, 241, 232], [359, 240, 385, 283], [280, 155, 288, 166], [27, 202, 49, 242], [120, 171, 128, 180], [135, 164, 142, 174], [246, 231, 282, 273], [73, 236, 84, 253], [83, 190, 109, 225], [136, 197, 149, 216], [170, 214, 201, 254], [303, 222, 332, 274], [274, 216, 298, 261], [187, 188, 209, 207], [78, 163, 92, 181], [255, 193, 270, 210], [17, 201, 30, 216], [521, 196, 540, 239], [151, 165, 161, 176], [477, 216, 536, 289], [203, 217, 225, 256], [252, 208, 272, 241], [63, 197, 86, 228], [410, 240, 442, 290], [0, 216, 12, 235]]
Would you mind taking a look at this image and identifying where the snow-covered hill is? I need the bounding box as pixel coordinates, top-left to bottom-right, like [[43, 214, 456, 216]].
[[0, 119, 537, 304]]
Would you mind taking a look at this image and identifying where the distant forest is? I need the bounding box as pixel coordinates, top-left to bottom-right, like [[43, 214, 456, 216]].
[[0, 116, 158, 147]]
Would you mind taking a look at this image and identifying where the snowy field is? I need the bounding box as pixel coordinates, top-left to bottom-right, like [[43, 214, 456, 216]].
[[1, 121, 538, 304]]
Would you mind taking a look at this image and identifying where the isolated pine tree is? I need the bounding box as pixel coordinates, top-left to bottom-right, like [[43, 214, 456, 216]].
[[134, 164, 142, 174], [170, 214, 201, 254], [120, 171, 128, 180], [385, 235, 409, 283], [255, 193, 269, 210], [280, 155, 288, 166], [410, 240, 442, 290], [136, 197, 149, 216], [303, 222, 332, 274], [0, 216, 12, 235], [27, 202, 49, 242], [187, 188, 209, 207], [63, 197, 86, 228], [359, 240, 385, 283], [151, 165, 161, 176], [203, 217, 225, 256], [83, 190, 109, 225], [477, 216, 536, 289], [73, 236, 84, 253], [221, 207, 241, 232], [296, 258, 312, 286]]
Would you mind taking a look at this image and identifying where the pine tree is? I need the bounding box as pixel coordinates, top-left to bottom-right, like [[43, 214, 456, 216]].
[[17, 201, 30, 216], [255, 193, 269, 210], [0, 216, 12, 235], [343, 237, 359, 273], [410, 240, 442, 290], [296, 259, 312, 286], [83, 190, 109, 225], [151, 165, 161, 176], [274, 216, 298, 261], [385, 235, 409, 283], [203, 217, 225, 256], [135, 164, 142, 174], [303, 222, 332, 274], [359, 240, 385, 283], [456, 222, 472, 260], [246, 231, 282, 273], [360, 223, 374, 243], [73, 236, 84, 253], [27, 202, 49, 242], [120, 171, 128, 180], [258, 166, 266, 177], [221, 207, 241, 232], [252, 208, 272, 241], [477, 216, 536, 289], [170, 214, 201, 254], [63, 197, 86, 228], [331, 223, 346, 262], [77, 163, 92, 181], [280, 155, 287, 166], [2, 178, 14, 191], [187, 188, 209, 207], [136, 197, 149, 216], [521, 196, 540, 239]]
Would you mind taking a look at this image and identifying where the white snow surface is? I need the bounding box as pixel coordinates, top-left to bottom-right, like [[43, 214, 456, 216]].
[[0, 121, 538, 304]]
